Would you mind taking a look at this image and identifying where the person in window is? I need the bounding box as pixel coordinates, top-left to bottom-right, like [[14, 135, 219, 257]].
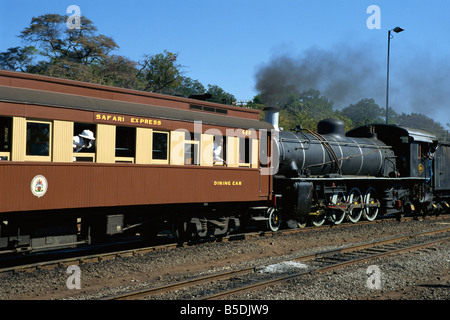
[[73, 129, 95, 153], [213, 136, 226, 164]]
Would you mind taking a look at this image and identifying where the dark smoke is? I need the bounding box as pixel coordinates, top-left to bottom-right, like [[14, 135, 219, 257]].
[[255, 43, 384, 107], [398, 53, 450, 119], [254, 43, 450, 123]]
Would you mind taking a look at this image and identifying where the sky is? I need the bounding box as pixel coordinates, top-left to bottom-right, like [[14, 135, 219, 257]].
[[1, 0, 449, 127]]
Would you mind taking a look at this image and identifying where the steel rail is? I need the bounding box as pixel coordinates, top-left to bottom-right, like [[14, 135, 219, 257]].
[[103, 226, 450, 300], [204, 232, 450, 300], [2, 214, 419, 275]]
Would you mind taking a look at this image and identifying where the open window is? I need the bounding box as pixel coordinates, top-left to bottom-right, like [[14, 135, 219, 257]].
[[184, 132, 200, 165], [0, 117, 12, 160], [73, 123, 96, 162], [237, 137, 259, 168], [239, 137, 251, 166], [213, 135, 226, 165], [115, 126, 136, 163]]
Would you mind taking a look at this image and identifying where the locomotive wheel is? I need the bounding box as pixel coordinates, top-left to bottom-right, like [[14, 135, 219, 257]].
[[346, 187, 363, 223], [363, 187, 379, 221], [266, 208, 281, 232], [311, 211, 327, 227], [296, 218, 307, 229], [329, 193, 346, 225]]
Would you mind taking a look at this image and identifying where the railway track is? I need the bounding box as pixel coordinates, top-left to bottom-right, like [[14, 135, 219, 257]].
[[0, 216, 396, 274], [103, 226, 450, 300], [0, 215, 446, 276]]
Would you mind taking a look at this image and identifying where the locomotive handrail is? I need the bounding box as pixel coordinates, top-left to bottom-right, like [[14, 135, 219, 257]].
[[304, 128, 343, 175]]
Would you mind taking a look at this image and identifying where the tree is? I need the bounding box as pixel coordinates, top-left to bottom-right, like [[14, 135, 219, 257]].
[[173, 77, 206, 97], [93, 55, 137, 89], [206, 84, 235, 105], [19, 14, 118, 65], [0, 46, 36, 71], [341, 98, 384, 127], [397, 112, 447, 140], [0, 12, 241, 103], [136, 51, 183, 93]]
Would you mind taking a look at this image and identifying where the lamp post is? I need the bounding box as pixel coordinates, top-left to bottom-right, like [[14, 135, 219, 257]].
[[386, 26, 404, 124]]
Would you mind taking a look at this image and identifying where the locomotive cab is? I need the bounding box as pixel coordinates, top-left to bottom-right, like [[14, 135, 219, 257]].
[[347, 124, 438, 180]]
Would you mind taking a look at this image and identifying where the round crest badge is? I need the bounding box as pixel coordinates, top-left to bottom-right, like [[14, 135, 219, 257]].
[[31, 175, 48, 198]]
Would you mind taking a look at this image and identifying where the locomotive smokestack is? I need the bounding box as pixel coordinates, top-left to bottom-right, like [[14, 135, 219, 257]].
[[263, 106, 279, 131]]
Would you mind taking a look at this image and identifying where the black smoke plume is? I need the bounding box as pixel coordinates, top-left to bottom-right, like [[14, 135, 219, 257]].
[[254, 43, 450, 123], [255, 43, 384, 107]]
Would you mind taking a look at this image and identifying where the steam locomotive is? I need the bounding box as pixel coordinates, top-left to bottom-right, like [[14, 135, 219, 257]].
[[269, 110, 450, 228]]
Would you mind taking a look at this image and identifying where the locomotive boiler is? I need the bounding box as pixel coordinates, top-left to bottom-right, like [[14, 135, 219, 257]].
[[277, 118, 396, 178]]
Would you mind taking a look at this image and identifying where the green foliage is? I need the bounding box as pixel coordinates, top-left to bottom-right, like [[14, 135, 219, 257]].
[[136, 51, 183, 93], [341, 98, 383, 126], [250, 90, 446, 139], [206, 84, 236, 105], [0, 46, 36, 71], [0, 13, 235, 103], [397, 113, 448, 140]]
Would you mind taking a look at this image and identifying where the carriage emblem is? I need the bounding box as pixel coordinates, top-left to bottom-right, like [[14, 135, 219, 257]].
[[418, 164, 424, 175], [31, 175, 48, 198]]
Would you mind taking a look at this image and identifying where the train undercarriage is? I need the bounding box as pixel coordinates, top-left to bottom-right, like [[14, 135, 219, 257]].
[[0, 201, 280, 255], [275, 176, 450, 228]]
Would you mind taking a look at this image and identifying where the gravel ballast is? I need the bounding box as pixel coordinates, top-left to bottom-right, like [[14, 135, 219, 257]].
[[0, 217, 448, 300]]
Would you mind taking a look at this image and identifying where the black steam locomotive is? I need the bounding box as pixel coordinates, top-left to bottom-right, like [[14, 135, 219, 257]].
[[271, 115, 450, 229]]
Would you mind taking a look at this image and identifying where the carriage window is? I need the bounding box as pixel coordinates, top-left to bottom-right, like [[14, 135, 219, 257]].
[[184, 132, 200, 165], [185, 142, 199, 165], [115, 126, 136, 163], [0, 117, 12, 160], [239, 137, 251, 165], [73, 123, 96, 153], [73, 123, 96, 162], [26, 121, 51, 157], [152, 131, 168, 161], [213, 135, 226, 165]]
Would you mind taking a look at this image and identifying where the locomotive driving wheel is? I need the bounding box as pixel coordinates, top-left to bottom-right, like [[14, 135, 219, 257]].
[[266, 207, 281, 232], [329, 192, 346, 225], [363, 187, 379, 221], [346, 187, 363, 223], [310, 210, 327, 227]]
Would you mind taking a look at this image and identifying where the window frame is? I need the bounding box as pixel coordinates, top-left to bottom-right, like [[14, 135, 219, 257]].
[[115, 126, 136, 163], [24, 119, 52, 162], [0, 116, 12, 161], [152, 130, 169, 164]]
